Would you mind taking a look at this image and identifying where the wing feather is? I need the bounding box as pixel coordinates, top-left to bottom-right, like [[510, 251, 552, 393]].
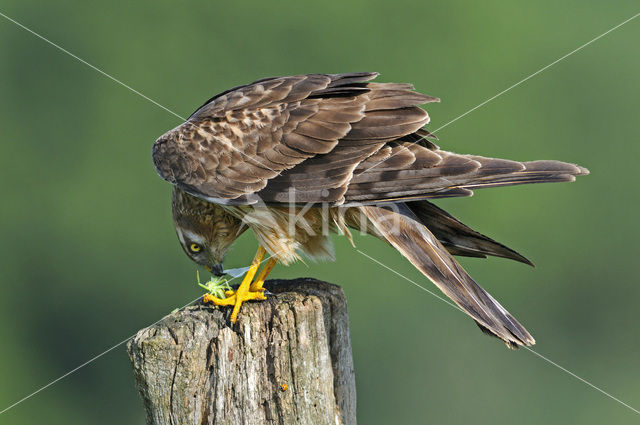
[[361, 204, 535, 348], [154, 73, 387, 202], [153, 72, 587, 206], [343, 143, 588, 203], [153, 72, 438, 204], [407, 200, 533, 265]]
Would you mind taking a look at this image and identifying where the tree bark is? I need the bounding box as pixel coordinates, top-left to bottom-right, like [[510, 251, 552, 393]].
[[127, 278, 356, 425]]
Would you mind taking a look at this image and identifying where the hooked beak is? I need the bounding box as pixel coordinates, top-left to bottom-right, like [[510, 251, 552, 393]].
[[205, 263, 224, 277]]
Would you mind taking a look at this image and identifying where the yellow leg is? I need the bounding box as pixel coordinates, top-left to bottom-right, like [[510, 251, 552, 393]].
[[250, 257, 277, 292], [203, 246, 272, 323]]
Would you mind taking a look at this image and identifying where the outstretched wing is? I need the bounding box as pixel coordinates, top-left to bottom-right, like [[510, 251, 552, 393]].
[[152, 73, 436, 204], [361, 204, 535, 348]]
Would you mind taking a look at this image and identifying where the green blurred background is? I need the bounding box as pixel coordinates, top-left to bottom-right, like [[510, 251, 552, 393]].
[[1, 1, 639, 423]]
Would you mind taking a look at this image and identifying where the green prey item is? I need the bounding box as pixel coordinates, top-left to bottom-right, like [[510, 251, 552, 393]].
[[196, 270, 232, 299]]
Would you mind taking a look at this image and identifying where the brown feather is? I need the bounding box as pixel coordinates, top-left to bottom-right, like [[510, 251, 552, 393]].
[[153, 72, 438, 204], [407, 200, 533, 266], [361, 204, 535, 348], [155, 72, 590, 348]]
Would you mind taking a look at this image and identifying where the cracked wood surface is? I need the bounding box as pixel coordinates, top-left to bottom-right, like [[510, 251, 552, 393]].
[[127, 278, 356, 425]]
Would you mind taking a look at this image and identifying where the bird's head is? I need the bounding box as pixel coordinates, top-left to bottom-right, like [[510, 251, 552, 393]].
[[171, 188, 246, 275]]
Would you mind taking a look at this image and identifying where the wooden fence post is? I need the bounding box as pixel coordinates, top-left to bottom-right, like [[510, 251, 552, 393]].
[[127, 278, 356, 425]]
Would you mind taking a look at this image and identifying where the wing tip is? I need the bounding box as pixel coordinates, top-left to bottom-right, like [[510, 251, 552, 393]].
[[511, 254, 535, 268], [475, 321, 536, 348], [511, 334, 536, 348]]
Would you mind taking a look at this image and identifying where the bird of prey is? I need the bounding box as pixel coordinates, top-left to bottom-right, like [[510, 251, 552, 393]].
[[153, 72, 588, 348]]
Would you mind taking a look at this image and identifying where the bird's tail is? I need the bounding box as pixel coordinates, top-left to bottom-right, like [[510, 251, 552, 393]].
[[361, 204, 535, 348]]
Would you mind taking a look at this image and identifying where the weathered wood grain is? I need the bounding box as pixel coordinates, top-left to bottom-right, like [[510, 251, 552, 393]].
[[127, 278, 356, 425]]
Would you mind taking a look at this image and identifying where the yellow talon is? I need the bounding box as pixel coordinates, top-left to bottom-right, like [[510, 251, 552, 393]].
[[202, 246, 277, 323], [203, 293, 235, 306]]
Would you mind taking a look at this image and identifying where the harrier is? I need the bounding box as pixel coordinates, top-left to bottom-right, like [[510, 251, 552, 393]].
[[153, 72, 588, 348]]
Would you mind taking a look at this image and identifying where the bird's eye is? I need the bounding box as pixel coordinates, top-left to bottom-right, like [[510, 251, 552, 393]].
[[189, 243, 202, 253]]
